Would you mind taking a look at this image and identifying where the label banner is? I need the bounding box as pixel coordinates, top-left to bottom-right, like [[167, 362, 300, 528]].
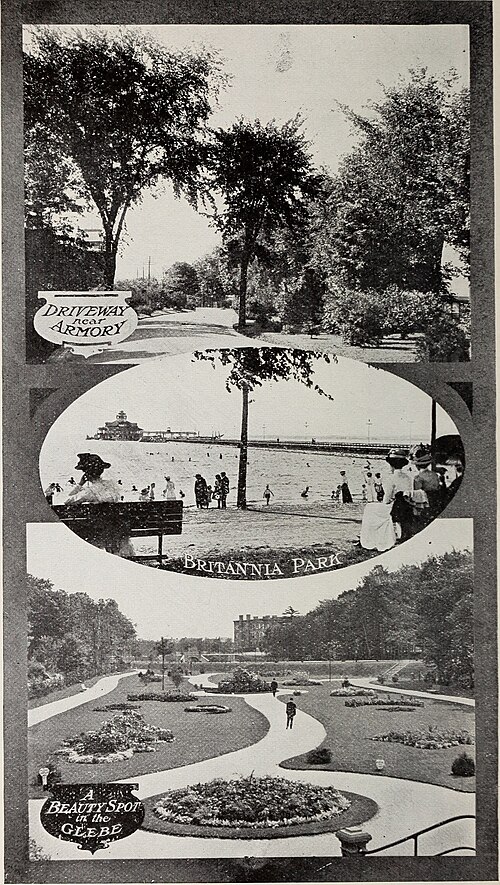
[[34, 291, 137, 358]]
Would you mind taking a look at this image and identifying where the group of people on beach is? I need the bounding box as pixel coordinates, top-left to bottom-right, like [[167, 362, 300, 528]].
[[194, 472, 230, 509], [359, 444, 464, 552]]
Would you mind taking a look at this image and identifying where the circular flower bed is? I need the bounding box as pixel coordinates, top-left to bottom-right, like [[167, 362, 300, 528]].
[[153, 776, 350, 829], [55, 710, 174, 764]]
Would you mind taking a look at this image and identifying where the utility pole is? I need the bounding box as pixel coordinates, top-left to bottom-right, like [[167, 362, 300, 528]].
[[160, 636, 166, 691], [148, 256, 151, 282]]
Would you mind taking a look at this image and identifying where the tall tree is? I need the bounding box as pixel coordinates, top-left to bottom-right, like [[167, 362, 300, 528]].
[[317, 70, 469, 295], [24, 28, 226, 286], [194, 348, 334, 508], [204, 117, 321, 328]]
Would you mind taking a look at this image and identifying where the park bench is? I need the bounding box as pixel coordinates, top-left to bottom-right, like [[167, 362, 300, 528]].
[[52, 500, 183, 566]]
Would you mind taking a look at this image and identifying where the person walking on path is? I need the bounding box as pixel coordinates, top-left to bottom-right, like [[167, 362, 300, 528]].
[[263, 484, 274, 506], [270, 679, 278, 697], [286, 697, 297, 729]]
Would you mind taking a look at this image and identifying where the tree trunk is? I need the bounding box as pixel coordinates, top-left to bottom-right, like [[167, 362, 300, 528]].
[[237, 384, 249, 509], [103, 242, 117, 289], [238, 249, 250, 330]]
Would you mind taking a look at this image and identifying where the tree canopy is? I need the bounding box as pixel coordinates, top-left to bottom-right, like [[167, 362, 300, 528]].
[[317, 69, 469, 295], [204, 117, 321, 327], [24, 28, 227, 285]]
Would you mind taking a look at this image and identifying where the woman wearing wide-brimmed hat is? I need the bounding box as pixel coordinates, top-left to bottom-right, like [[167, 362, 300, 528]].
[[360, 448, 413, 551], [61, 453, 133, 556]]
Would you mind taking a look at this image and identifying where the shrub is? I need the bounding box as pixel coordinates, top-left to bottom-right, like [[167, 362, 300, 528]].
[[306, 747, 332, 765], [392, 675, 399, 683], [216, 668, 271, 694], [416, 311, 470, 362], [451, 752, 475, 777], [377, 675, 385, 684], [324, 283, 386, 347]]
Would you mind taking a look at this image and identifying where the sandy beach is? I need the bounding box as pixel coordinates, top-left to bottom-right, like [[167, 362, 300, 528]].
[[129, 502, 364, 573]]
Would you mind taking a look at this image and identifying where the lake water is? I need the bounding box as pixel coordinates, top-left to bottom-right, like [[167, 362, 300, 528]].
[[40, 438, 407, 508]]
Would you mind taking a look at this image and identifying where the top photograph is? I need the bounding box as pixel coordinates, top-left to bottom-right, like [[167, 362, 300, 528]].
[[25, 23, 471, 365]]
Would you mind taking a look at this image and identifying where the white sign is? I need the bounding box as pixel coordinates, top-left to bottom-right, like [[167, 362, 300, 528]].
[[34, 291, 138, 358]]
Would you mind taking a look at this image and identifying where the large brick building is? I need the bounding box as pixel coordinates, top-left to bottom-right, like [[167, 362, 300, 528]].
[[233, 613, 289, 651]]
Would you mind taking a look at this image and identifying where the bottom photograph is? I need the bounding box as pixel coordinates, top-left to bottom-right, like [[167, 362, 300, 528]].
[[26, 519, 474, 863]]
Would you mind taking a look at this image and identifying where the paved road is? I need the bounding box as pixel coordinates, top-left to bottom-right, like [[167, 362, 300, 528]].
[[29, 672, 474, 859]]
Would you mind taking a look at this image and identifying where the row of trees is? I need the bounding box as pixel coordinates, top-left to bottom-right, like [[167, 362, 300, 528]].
[[262, 550, 473, 689], [28, 575, 137, 690], [25, 29, 470, 359]]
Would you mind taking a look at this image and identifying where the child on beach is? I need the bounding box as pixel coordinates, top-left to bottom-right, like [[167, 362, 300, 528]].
[[263, 485, 274, 505]]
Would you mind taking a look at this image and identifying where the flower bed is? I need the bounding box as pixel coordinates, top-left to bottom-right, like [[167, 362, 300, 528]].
[[55, 710, 174, 763], [184, 705, 232, 714], [282, 679, 322, 687], [127, 692, 193, 702], [93, 703, 141, 712], [371, 726, 474, 750], [153, 776, 350, 829], [216, 669, 271, 694], [330, 688, 376, 698], [345, 696, 424, 708]]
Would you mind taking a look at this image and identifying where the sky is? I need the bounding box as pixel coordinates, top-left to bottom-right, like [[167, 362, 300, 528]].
[[39, 354, 458, 454], [27, 519, 472, 640], [24, 23, 469, 280]]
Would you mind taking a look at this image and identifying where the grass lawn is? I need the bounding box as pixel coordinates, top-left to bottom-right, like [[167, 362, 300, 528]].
[[141, 790, 378, 839], [28, 675, 104, 710], [278, 683, 475, 793], [29, 674, 269, 798]]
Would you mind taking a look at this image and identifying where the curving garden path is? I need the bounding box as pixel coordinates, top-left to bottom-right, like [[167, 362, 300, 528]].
[[28, 670, 139, 727], [29, 672, 474, 859]]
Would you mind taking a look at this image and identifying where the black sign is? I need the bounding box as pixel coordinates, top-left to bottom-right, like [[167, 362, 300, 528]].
[[40, 783, 144, 854]]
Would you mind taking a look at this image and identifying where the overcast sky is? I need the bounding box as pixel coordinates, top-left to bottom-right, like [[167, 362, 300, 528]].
[[27, 519, 472, 639], [40, 354, 458, 455], [24, 23, 469, 279]]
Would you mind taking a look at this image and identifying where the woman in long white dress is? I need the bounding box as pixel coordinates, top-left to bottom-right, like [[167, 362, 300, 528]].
[[360, 449, 413, 552]]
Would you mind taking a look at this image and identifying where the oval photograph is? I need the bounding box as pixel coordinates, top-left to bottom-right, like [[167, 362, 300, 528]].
[[40, 348, 465, 580]]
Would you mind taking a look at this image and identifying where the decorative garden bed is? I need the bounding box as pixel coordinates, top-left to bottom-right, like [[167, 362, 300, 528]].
[[330, 688, 376, 698], [345, 697, 424, 708], [371, 726, 474, 750], [127, 692, 194, 702], [142, 776, 378, 839], [184, 704, 232, 714], [54, 710, 174, 763], [216, 669, 271, 694]]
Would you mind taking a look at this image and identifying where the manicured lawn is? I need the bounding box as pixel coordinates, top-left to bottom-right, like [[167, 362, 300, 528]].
[[279, 683, 475, 793], [28, 675, 104, 710], [141, 790, 378, 839], [29, 674, 269, 798]]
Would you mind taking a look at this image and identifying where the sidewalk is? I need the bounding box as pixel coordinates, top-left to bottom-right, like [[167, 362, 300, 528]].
[[349, 677, 475, 707], [28, 670, 138, 727]]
